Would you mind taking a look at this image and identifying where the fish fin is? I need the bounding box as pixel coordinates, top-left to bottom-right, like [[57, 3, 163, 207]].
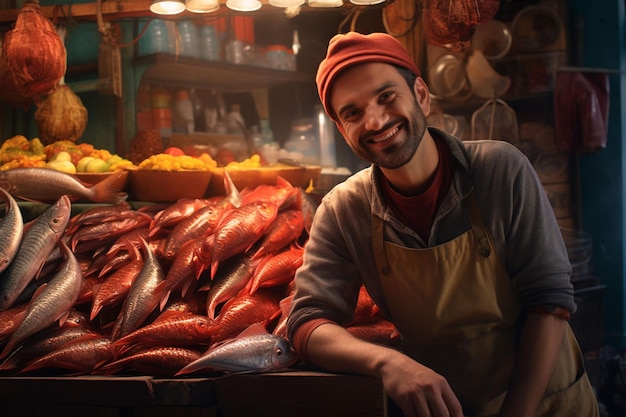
[[29, 282, 48, 302], [89, 171, 129, 204], [236, 322, 270, 338], [57, 310, 71, 327]]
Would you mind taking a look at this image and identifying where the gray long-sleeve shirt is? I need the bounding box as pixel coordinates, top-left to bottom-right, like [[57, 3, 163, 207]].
[[287, 129, 575, 340]]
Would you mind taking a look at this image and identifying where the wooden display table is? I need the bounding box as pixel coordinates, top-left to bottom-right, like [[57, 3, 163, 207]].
[[0, 371, 389, 417]]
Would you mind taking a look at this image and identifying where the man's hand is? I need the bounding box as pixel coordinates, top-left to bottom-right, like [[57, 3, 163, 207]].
[[379, 350, 464, 417]]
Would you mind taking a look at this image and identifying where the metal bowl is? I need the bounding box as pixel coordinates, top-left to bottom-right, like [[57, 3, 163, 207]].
[[472, 20, 512, 59], [511, 6, 561, 53], [428, 54, 468, 99]]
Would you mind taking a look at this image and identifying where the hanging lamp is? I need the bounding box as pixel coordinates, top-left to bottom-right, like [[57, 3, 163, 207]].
[[150, 0, 186, 15]]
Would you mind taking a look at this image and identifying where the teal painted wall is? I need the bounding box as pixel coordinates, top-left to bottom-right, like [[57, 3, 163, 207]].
[[569, 0, 626, 350]]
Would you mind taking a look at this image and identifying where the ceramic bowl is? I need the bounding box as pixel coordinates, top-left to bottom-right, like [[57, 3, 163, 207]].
[[129, 169, 213, 202]]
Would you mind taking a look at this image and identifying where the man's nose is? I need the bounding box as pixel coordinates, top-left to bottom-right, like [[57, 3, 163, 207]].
[[364, 105, 388, 132]]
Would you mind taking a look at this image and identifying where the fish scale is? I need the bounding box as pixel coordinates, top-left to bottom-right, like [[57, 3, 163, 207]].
[[0, 195, 71, 312], [0, 188, 23, 275]]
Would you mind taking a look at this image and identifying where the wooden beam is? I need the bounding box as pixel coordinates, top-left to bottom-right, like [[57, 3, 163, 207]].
[[0, 0, 345, 24], [0, 1, 154, 24]]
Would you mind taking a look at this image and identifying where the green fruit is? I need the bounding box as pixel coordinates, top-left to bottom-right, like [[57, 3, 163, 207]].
[[85, 158, 109, 173], [76, 156, 94, 172]]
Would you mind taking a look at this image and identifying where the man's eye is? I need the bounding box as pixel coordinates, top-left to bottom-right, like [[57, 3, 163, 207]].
[[380, 91, 394, 102], [343, 109, 359, 121]]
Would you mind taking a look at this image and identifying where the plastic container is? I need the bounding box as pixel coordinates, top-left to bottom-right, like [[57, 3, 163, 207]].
[[138, 19, 174, 56], [199, 24, 220, 61], [135, 85, 153, 131], [176, 20, 199, 58], [151, 90, 172, 139], [265, 45, 295, 71], [225, 39, 245, 64]]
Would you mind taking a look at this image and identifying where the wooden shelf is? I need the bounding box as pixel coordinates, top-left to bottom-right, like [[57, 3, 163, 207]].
[[134, 53, 312, 92]]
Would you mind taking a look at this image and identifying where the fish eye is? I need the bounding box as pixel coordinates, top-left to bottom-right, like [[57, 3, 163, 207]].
[[276, 348, 283, 356]]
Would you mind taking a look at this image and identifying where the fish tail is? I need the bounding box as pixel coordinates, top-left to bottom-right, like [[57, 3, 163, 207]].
[[90, 173, 128, 204]]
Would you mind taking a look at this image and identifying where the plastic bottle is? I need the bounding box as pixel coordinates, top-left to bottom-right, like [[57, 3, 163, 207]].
[[316, 105, 337, 167], [176, 20, 199, 58], [225, 104, 245, 135], [250, 125, 262, 148], [173, 90, 195, 134], [260, 119, 274, 145]]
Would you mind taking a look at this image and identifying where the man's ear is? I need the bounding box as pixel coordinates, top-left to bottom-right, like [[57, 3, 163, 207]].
[[413, 77, 432, 118]]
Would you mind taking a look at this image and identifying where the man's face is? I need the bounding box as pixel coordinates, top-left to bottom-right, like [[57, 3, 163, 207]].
[[329, 62, 428, 169]]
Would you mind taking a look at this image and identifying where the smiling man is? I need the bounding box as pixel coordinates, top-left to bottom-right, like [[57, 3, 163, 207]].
[[286, 32, 599, 417]]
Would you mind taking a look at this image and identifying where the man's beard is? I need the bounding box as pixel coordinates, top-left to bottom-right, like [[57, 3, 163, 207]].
[[352, 103, 427, 170]]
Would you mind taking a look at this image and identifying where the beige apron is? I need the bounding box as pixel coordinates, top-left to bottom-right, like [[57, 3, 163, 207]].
[[372, 193, 599, 416]]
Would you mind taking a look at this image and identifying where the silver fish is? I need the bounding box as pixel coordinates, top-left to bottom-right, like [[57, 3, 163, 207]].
[[0, 187, 23, 274], [176, 327, 298, 375], [112, 236, 165, 340], [0, 195, 71, 312], [0, 240, 83, 359], [0, 167, 127, 204]]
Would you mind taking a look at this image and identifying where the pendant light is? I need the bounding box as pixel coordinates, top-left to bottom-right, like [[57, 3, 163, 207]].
[[150, 0, 186, 15], [186, 0, 220, 13], [269, 0, 304, 7], [349, 0, 385, 4], [307, 0, 343, 7], [226, 0, 262, 12]]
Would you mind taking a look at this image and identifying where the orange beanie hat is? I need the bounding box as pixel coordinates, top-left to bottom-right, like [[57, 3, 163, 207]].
[[316, 32, 420, 121]]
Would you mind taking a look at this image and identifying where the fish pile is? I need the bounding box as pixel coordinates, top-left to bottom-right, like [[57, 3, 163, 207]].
[[0, 174, 399, 377]]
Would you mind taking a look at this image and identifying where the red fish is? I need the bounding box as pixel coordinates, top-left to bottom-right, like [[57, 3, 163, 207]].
[[69, 212, 152, 252], [249, 246, 304, 294], [0, 303, 29, 343], [210, 201, 278, 279], [163, 203, 228, 262], [90, 256, 143, 321], [148, 198, 211, 237], [351, 285, 381, 326], [159, 237, 208, 311], [252, 209, 304, 260], [106, 227, 150, 259], [113, 310, 214, 349], [20, 335, 113, 374], [0, 323, 100, 372], [102, 346, 202, 377], [209, 288, 282, 344], [66, 202, 132, 234], [240, 176, 300, 210], [271, 293, 294, 338]]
